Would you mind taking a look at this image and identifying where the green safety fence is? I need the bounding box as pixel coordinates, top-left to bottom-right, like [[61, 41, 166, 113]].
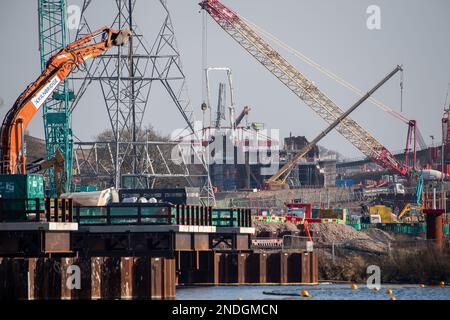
[[359, 223, 427, 234], [76, 205, 176, 225], [252, 216, 346, 225], [347, 223, 362, 231], [347, 222, 450, 235], [76, 205, 251, 227], [251, 216, 287, 224], [212, 209, 234, 226], [211, 209, 247, 227]]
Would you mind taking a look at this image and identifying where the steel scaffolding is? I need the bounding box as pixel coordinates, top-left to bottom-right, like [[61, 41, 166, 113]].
[[37, 0, 74, 196], [69, 0, 215, 205]]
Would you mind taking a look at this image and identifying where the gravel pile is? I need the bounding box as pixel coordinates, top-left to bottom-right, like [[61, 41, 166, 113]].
[[308, 223, 364, 243], [253, 221, 298, 237], [253, 221, 395, 254], [361, 228, 395, 243], [307, 223, 392, 254]]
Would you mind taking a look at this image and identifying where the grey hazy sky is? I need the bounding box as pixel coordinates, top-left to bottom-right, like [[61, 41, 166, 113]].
[[1, 0, 449, 158]]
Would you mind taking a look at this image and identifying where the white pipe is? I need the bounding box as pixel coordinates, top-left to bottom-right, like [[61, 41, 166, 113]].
[[433, 188, 436, 209], [206, 67, 235, 126]]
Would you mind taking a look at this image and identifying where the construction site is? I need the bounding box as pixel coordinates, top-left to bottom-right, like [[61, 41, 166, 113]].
[[0, 0, 449, 301]]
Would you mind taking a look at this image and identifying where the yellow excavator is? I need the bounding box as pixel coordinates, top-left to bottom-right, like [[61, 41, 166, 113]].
[[398, 203, 423, 222], [34, 148, 65, 196], [398, 175, 424, 222]]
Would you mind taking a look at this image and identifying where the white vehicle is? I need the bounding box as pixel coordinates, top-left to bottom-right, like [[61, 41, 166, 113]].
[[389, 183, 405, 195], [362, 183, 405, 197], [420, 169, 448, 181]]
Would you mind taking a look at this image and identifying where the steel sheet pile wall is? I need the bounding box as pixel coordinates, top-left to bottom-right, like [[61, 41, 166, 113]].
[[177, 251, 318, 285], [0, 256, 176, 300], [0, 199, 316, 299], [0, 251, 317, 299]]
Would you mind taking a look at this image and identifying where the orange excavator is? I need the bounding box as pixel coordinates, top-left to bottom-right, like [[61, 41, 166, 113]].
[[0, 27, 131, 176]]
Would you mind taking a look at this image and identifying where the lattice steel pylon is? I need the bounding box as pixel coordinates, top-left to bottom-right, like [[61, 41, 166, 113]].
[[70, 0, 215, 205], [38, 0, 73, 196]]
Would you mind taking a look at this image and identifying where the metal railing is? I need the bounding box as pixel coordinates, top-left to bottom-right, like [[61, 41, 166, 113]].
[[0, 199, 253, 228], [281, 235, 314, 252], [251, 238, 283, 249], [0, 198, 73, 223], [212, 208, 252, 227], [74, 203, 176, 226], [74, 204, 252, 227]]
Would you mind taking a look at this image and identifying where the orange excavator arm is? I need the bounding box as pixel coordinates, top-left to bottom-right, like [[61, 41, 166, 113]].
[[303, 220, 312, 242], [0, 27, 131, 174]]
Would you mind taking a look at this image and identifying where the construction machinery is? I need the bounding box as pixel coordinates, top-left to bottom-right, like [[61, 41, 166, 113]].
[[264, 65, 403, 189], [200, 0, 419, 181], [26, 148, 65, 196], [398, 203, 423, 222], [398, 174, 424, 222], [0, 27, 131, 193], [38, 0, 74, 197], [234, 106, 251, 127]]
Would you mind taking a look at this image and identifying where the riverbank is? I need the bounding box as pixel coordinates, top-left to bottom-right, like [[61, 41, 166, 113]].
[[253, 221, 450, 284]]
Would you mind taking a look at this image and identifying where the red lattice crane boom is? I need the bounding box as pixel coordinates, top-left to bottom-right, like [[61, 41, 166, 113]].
[[200, 0, 409, 176]]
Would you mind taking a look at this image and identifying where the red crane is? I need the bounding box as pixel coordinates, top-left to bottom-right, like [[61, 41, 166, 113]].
[[200, 0, 415, 176]]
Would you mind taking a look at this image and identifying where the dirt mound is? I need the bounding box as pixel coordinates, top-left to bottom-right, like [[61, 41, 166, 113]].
[[308, 223, 390, 253], [253, 221, 298, 237], [361, 228, 395, 243], [252, 222, 277, 236], [254, 221, 394, 254], [278, 222, 299, 235], [308, 223, 367, 243]]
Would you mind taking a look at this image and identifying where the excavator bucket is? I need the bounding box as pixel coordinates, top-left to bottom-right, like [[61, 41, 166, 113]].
[[111, 29, 132, 46]]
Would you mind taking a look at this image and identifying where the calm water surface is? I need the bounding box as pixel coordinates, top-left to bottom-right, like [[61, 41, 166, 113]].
[[176, 284, 450, 300]]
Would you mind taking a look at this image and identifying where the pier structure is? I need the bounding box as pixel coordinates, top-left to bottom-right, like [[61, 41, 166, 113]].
[[0, 200, 318, 299]]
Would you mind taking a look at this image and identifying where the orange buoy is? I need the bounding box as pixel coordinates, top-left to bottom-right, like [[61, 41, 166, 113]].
[[301, 290, 310, 298]]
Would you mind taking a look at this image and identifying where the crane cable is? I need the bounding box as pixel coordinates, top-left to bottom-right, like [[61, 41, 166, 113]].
[[241, 16, 410, 124], [202, 10, 208, 105], [444, 81, 450, 109], [400, 68, 404, 113]]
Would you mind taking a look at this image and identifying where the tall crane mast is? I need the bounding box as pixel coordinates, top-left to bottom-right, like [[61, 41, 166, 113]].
[[38, 0, 73, 196], [200, 0, 409, 176]]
